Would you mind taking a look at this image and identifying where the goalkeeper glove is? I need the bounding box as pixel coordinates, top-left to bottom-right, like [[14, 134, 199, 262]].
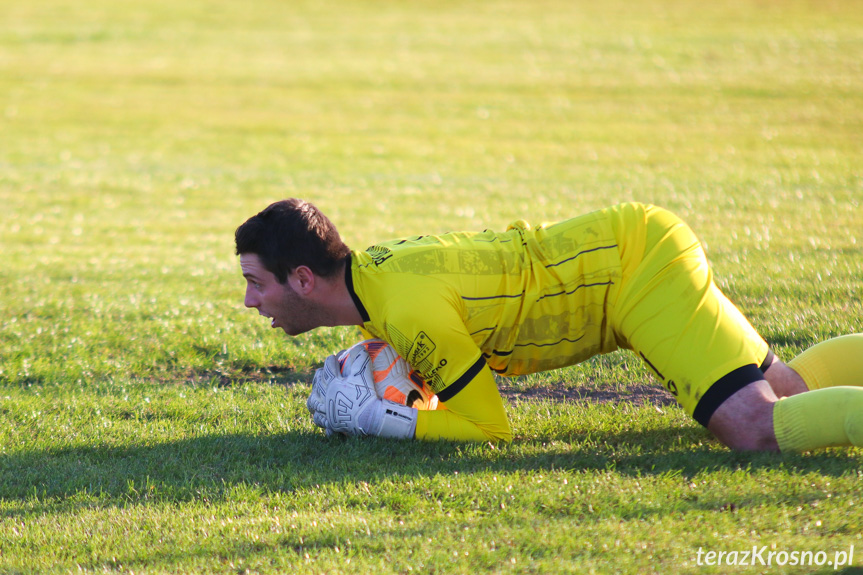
[[308, 348, 417, 439]]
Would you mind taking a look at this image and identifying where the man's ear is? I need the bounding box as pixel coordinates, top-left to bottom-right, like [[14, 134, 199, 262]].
[[289, 266, 316, 295]]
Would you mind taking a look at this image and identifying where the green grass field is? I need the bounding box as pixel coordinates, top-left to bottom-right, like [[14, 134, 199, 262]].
[[1, 0, 862, 572]]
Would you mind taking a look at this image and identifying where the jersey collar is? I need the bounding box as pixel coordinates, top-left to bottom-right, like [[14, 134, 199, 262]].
[[344, 253, 370, 323]]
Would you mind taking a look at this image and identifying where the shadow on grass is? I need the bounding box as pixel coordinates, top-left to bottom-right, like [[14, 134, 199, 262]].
[[2, 423, 860, 518]]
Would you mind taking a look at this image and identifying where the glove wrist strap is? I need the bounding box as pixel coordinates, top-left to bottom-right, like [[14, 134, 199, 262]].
[[370, 400, 417, 439]]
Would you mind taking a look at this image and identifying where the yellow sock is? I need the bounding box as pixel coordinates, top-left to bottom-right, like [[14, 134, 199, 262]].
[[788, 334, 863, 390], [773, 387, 863, 451]]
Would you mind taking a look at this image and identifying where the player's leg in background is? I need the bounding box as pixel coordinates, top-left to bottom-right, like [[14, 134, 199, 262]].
[[784, 334, 863, 390], [608, 204, 863, 452], [706, 379, 780, 450], [761, 335, 863, 397], [608, 203, 778, 449], [709, 341, 863, 452], [765, 334, 863, 451], [707, 358, 863, 452], [760, 356, 807, 397]]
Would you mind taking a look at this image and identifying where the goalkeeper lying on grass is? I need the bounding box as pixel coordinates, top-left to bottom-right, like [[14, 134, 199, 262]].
[[235, 198, 863, 451]]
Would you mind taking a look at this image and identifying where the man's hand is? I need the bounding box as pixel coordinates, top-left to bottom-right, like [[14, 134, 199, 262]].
[[307, 346, 417, 439], [307, 354, 340, 421], [306, 345, 367, 433]]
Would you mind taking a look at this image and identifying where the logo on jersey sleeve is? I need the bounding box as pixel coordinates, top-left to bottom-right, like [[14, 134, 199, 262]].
[[408, 332, 436, 366], [366, 245, 393, 266]]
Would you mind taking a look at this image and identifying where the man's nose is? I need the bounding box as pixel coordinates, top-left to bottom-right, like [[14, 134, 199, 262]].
[[244, 286, 259, 308]]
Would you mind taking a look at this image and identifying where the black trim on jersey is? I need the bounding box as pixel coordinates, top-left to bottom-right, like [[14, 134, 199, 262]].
[[535, 280, 614, 303], [482, 349, 513, 358], [463, 280, 613, 304], [436, 356, 486, 403], [474, 235, 513, 244], [692, 364, 765, 427], [482, 334, 589, 363], [639, 352, 665, 379], [518, 334, 587, 349], [343, 254, 370, 323], [545, 244, 618, 268], [470, 327, 496, 337], [760, 349, 775, 373], [462, 291, 526, 302]]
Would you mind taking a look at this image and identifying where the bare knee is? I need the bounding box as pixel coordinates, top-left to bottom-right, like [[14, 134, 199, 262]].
[[706, 380, 780, 451], [763, 359, 808, 398]]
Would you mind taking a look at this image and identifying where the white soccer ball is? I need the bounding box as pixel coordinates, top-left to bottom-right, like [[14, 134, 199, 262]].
[[338, 339, 439, 410]]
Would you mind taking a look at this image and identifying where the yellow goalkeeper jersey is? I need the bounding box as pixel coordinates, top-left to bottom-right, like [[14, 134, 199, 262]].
[[346, 208, 623, 399]]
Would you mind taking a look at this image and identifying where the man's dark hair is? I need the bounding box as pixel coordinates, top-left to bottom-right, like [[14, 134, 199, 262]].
[[235, 199, 351, 283]]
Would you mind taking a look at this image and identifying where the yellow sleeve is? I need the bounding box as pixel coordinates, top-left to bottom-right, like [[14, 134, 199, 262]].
[[360, 276, 512, 441], [415, 365, 512, 442], [371, 281, 481, 395], [357, 326, 376, 340]]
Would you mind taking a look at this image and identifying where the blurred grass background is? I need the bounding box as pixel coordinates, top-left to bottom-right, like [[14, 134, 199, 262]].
[[2, 0, 859, 388], [1, 0, 861, 572]]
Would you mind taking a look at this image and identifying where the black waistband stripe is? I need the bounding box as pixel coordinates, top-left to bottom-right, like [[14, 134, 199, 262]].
[[692, 363, 765, 427]]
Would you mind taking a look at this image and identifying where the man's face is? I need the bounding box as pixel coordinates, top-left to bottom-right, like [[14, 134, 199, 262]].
[[240, 253, 319, 336]]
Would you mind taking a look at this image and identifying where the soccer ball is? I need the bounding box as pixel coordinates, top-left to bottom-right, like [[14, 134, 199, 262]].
[[338, 339, 439, 410]]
